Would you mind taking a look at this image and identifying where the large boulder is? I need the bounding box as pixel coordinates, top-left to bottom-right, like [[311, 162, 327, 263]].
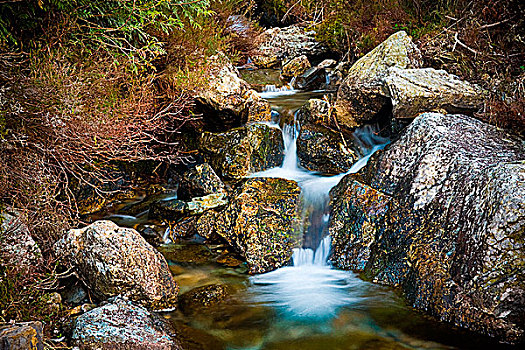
[[194, 53, 271, 131], [297, 124, 359, 174], [252, 25, 327, 68], [214, 178, 301, 274], [334, 31, 422, 128], [0, 322, 43, 350], [385, 67, 485, 119], [199, 123, 284, 179], [329, 112, 525, 344], [71, 297, 181, 350], [0, 213, 43, 268], [53, 221, 179, 309]]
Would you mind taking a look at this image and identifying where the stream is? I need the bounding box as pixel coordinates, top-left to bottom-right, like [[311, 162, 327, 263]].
[[90, 71, 511, 350]]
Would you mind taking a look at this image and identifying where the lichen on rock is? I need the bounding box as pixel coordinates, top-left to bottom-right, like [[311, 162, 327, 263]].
[[213, 178, 302, 274], [329, 112, 525, 343], [334, 31, 422, 128], [53, 220, 179, 309]]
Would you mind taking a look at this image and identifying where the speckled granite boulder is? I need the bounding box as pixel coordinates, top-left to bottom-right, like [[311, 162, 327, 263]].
[[214, 178, 301, 273], [71, 297, 181, 350], [194, 53, 271, 131], [335, 31, 422, 128], [200, 123, 284, 179], [0, 322, 43, 350], [385, 67, 485, 119], [281, 55, 311, 80], [297, 124, 358, 174], [0, 213, 43, 268], [329, 112, 525, 344], [54, 221, 179, 309]]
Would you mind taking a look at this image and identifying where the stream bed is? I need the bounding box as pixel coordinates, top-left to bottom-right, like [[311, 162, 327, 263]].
[[89, 73, 513, 350]]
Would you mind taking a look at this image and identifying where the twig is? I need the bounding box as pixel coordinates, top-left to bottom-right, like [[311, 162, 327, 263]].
[[453, 32, 479, 55]]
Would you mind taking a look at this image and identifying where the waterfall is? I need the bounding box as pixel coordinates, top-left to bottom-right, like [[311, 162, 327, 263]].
[[258, 84, 297, 99], [249, 119, 388, 320]]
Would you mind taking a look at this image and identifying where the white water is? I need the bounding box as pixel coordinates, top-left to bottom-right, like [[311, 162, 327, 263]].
[[249, 112, 389, 320], [258, 83, 297, 99]]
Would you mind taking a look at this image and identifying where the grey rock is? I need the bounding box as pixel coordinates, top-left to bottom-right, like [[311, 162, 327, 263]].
[[329, 112, 525, 343], [335, 31, 422, 128], [53, 220, 179, 309], [178, 163, 225, 200], [0, 213, 43, 269], [71, 297, 181, 350], [385, 67, 485, 119]]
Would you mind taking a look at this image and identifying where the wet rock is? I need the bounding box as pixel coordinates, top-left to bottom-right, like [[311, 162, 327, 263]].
[[0, 321, 43, 350], [329, 112, 525, 344], [194, 53, 271, 131], [296, 98, 331, 126], [158, 244, 215, 265], [71, 297, 181, 350], [0, 212, 43, 268], [62, 283, 88, 305], [253, 25, 327, 67], [329, 177, 395, 271], [281, 55, 311, 80], [186, 192, 229, 216], [178, 163, 225, 200], [335, 31, 422, 128], [199, 123, 284, 179], [297, 124, 359, 174], [196, 210, 220, 240], [243, 89, 273, 124], [385, 67, 485, 119], [294, 66, 327, 90], [178, 284, 230, 315], [53, 220, 179, 309], [214, 178, 301, 274], [169, 217, 198, 239]]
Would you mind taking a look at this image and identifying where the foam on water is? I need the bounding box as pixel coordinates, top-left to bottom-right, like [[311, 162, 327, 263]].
[[258, 84, 297, 99]]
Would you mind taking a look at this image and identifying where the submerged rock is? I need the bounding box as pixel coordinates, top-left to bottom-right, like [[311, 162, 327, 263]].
[[252, 25, 326, 68], [385, 67, 485, 119], [0, 212, 43, 268], [214, 178, 301, 273], [178, 163, 225, 200], [71, 297, 181, 350], [335, 31, 422, 128], [281, 55, 311, 80], [194, 53, 271, 131], [54, 220, 179, 309], [199, 123, 284, 179], [178, 284, 231, 315], [0, 322, 43, 350], [329, 112, 525, 344], [297, 124, 358, 174]]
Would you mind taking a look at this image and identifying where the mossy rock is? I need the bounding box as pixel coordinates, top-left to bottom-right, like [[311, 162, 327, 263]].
[[214, 178, 302, 274], [199, 123, 284, 180]]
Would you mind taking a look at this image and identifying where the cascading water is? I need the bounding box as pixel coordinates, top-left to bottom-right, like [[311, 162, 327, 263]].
[[248, 112, 389, 320]]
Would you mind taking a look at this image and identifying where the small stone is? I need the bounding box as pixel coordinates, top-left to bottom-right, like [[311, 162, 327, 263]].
[[0, 321, 44, 350], [178, 284, 231, 315], [281, 55, 311, 80]]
